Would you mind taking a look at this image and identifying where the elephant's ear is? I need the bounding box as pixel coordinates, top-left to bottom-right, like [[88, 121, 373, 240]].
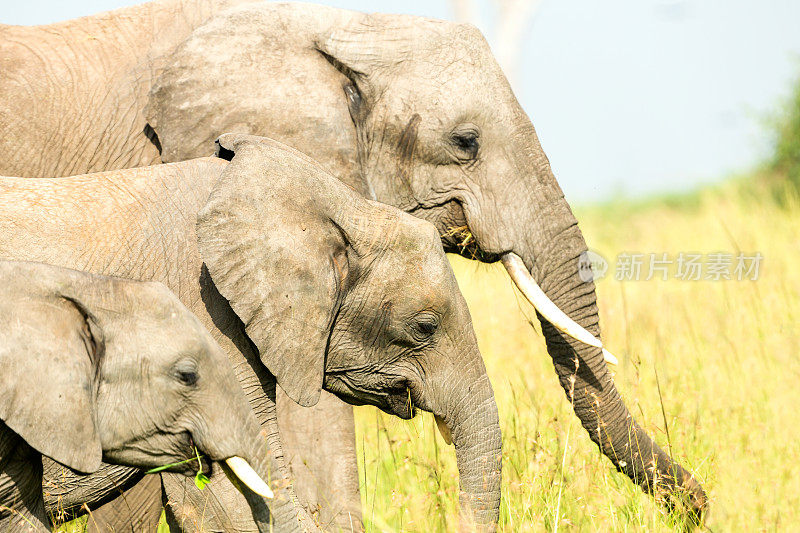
[[314, 13, 443, 107], [0, 273, 103, 473], [197, 134, 348, 408], [315, 13, 419, 77]]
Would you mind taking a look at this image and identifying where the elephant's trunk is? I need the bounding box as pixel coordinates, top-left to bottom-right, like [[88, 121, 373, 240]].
[[509, 203, 707, 518], [226, 413, 316, 533], [198, 380, 318, 533], [428, 330, 502, 531]]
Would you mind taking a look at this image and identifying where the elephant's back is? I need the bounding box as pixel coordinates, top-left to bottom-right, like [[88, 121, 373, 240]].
[[0, 12, 163, 178], [0, 0, 255, 178], [0, 158, 226, 281], [0, 157, 225, 220]]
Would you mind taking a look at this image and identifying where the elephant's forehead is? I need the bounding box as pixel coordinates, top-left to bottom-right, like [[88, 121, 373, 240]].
[[382, 215, 439, 253], [405, 29, 502, 82], [387, 62, 515, 126], [111, 283, 206, 339], [380, 241, 452, 294]]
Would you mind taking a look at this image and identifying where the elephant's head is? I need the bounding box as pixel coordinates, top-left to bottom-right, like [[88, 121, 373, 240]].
[[197, 134, 502, 529], [146, 3, 705, 518], [0, 260, 273, 500]]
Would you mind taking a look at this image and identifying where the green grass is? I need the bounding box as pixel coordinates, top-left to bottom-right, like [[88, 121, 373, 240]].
[[355, 179, 800, 531]]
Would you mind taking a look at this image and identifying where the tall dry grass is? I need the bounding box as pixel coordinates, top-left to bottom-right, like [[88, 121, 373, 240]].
[[355, 180, 800, 531]]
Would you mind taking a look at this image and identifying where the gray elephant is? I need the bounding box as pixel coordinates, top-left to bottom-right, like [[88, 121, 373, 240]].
[[0, 134, 502, 531], [0, 0, 706, 526], [0, 260, 275, 532]]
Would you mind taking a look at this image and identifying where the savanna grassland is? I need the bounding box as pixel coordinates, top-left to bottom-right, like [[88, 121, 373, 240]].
[[354, 179, 800, 532]]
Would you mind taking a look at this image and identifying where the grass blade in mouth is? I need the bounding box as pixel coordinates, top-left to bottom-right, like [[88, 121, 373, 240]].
[[146, 446, 210, 492]]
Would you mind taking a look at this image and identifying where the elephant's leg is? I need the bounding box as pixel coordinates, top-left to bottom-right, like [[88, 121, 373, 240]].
[[0, 468, 49, 533], [0, 429, 49, 532], [278, 389, 363, 532], [82, 475, 163, 533]]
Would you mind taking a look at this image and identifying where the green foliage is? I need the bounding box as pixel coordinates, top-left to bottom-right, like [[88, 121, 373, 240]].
[[194, 472, 211, 491], [771, 68, 800, 190]]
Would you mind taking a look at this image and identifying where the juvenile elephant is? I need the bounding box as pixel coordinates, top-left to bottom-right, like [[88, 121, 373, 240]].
[[0, 135, 502, 531], [0, 0, 706, 525], [0, 260, 274, 532]]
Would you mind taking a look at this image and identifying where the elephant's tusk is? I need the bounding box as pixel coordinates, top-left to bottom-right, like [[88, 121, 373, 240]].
[[225, 456, 274, 499], [501, 252, 619, 366], [434, 414, 453, 445]]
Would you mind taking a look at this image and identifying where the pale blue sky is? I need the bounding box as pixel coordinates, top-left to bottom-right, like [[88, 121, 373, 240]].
[[5, 1, 800, 202]]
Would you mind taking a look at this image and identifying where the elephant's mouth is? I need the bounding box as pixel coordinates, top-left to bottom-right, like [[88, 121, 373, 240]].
[[441, 227, 499, 262], [154, 432, 214, 475], [186, 434, 214, 474], [324, 374, 418, 419], [410, 200, 499, 263], [384, 384, 416, 419], [104, 431, 213, 475]]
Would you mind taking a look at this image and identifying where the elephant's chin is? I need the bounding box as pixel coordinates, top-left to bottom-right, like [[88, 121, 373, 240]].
[[384, 393, 416, 420], [411, 200, 500, 263]]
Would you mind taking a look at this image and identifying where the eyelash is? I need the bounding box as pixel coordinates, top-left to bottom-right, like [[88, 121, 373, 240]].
[[410, 315, 439, 342], [451, 133, 480, 160], [177, 370, 198, 387]]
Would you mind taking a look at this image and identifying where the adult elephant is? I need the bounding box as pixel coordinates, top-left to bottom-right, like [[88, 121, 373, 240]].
[[0, 0, 706, 527]]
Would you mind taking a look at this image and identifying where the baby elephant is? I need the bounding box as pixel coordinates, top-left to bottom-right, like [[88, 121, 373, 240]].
[[0, 260, 273, 532]]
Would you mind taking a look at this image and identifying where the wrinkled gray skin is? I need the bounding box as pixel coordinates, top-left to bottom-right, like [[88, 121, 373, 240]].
[[0, 135, 502, 531], [0, 260, 276, 532], [0, 0, 706, 527]]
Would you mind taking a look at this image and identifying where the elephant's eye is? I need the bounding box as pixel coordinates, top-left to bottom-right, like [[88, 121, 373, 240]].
[[410, 312, 439, 342], [173, 360, 199, 387], [450, 129, 480, 160], [177, 370, 199, 387]]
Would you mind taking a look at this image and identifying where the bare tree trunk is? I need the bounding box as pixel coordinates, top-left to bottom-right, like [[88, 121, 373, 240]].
[[449, 0, 543, 89]]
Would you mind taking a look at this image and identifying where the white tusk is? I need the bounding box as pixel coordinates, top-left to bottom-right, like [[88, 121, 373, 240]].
[[602, 348, 619, 366], [502, 252, 619, 366], [434, 414, 453, 445], [225, 456, 274, 499]]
